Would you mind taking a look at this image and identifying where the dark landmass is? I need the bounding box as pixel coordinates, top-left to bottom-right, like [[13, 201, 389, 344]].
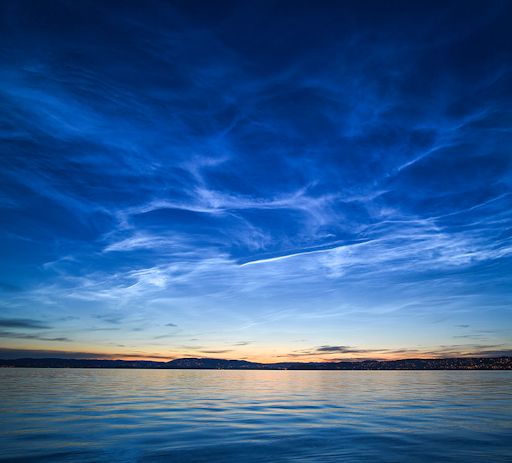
[[1, 357, 511, 369]]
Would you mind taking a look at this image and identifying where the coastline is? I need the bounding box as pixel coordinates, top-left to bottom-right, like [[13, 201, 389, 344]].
[[1, 356, 510, 370]]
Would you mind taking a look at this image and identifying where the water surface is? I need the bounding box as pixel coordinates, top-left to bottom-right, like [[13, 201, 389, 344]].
[[0, 369, 510, 462]]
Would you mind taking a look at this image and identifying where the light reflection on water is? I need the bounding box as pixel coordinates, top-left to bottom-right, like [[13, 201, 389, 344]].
[[0, 369, 510, 462]]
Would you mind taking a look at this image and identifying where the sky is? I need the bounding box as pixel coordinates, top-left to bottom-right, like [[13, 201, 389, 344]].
[[0, 0, 511, 362]]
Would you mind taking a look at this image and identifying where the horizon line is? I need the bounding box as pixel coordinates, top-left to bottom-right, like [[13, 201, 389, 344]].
[[2, 355, 511, 363]]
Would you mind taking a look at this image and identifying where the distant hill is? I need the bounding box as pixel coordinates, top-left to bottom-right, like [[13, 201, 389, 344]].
[[1, 356, 511, 369], [167, 358, 258, 369]]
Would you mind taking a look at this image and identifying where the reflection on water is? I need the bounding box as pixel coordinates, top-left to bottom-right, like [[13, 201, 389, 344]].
[[0, 369, 510, 462]]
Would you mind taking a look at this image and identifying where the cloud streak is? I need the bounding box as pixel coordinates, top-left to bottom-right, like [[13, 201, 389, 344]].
[[0, 318, 51, 329]]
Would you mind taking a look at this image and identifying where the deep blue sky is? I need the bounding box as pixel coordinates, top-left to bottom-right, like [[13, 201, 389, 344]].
[[1, 0, 511, 361]]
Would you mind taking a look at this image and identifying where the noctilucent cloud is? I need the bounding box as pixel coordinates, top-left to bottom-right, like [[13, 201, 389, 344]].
[[1, 1, 511, 362]]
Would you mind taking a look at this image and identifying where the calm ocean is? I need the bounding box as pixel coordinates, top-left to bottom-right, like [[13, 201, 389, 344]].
[[0, 369, 510, 462]]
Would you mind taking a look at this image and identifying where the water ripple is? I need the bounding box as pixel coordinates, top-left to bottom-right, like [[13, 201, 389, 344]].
[[0, 369, 510, 462]]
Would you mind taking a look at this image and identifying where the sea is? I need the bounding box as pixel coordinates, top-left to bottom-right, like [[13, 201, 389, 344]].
[[0, 369, 510, 462]]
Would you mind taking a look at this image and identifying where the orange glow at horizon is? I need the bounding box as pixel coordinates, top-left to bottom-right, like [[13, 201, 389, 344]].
[[2, 340, 506, 363]]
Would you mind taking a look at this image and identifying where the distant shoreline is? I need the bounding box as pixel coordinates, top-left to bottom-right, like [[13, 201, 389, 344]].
[[1, 357, 510, 370]]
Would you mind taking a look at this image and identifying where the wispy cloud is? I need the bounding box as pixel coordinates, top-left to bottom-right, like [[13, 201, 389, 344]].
[[0, 330, 70, 342], [199, 349, 233, 354], [0, 347, 172, 360], [0, 318, 51, 329], [287, 345, 378, 357], [284, 343, 512, 360], [103, 234, 190, 253]]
